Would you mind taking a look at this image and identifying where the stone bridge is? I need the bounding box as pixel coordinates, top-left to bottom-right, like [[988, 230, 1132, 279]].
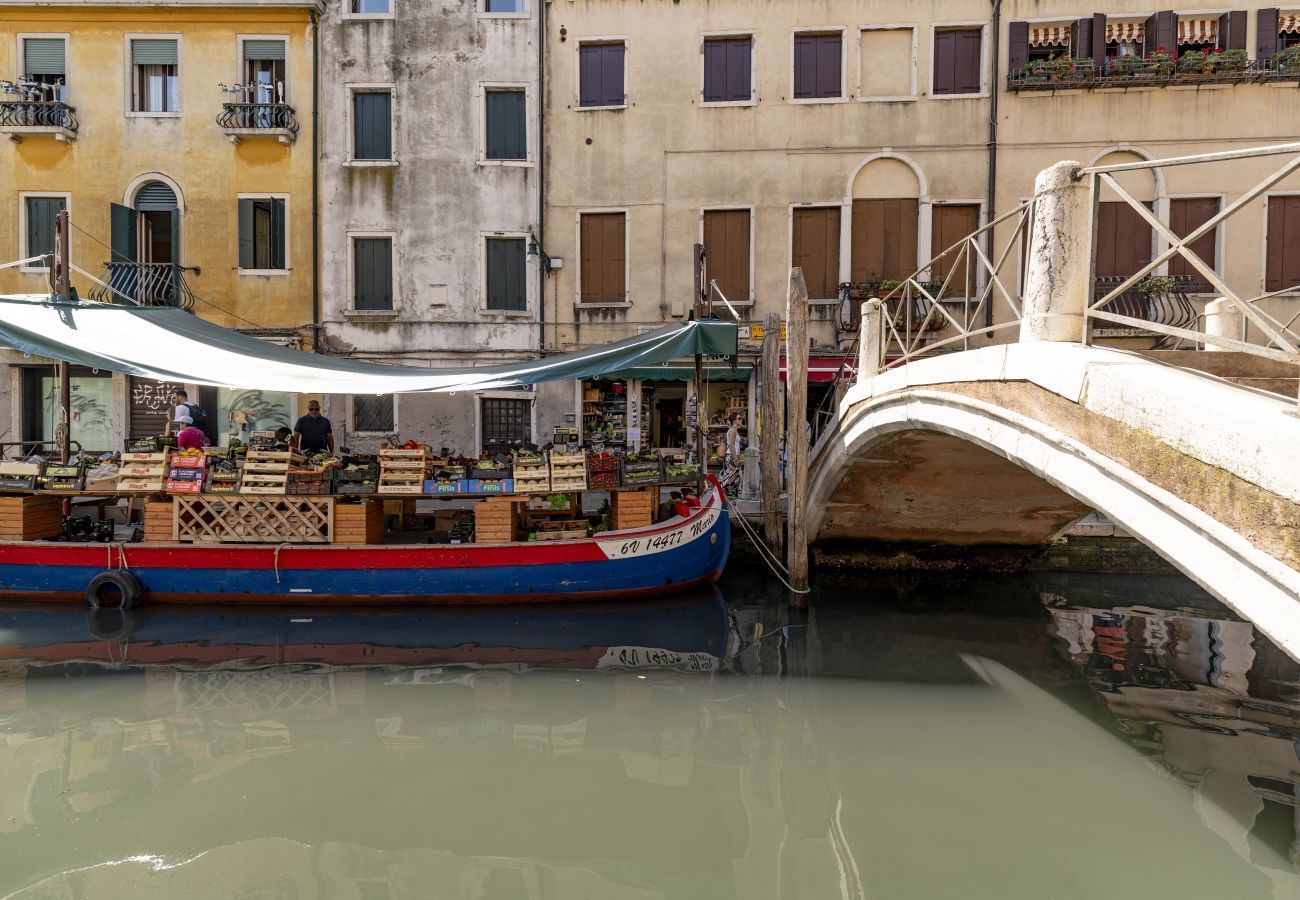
[[805, 155, 1300, 659]]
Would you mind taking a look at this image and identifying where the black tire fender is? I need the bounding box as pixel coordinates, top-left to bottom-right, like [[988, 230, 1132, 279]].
[[85, 570, 142, 611]]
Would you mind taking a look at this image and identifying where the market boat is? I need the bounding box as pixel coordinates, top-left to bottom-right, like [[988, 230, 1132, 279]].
[[0, 478, 729, 605]]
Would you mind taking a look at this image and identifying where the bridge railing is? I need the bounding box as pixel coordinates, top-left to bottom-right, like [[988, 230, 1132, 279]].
[[1078, 143, 1300, 366]]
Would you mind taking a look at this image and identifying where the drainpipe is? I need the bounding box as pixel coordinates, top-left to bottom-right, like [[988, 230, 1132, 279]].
[[985, 0, 1002, 329], [310, 8, 321, 349], [536, 0, 546, 354]]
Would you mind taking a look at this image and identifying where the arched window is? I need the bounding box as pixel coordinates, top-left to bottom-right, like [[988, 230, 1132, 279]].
[[850, 157, 922, 284]]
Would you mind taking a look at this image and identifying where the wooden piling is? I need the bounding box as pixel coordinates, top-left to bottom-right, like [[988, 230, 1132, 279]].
[[785, 268, 810, 602], [760, 312, 783, 558]]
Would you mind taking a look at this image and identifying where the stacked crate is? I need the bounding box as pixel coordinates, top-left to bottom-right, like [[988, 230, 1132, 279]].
[[548, 450, 588, 492], [587, 450, 621, 490], [333, 499, 383, 544], [165, 453, 206, 494], [0, 495, 63, 541], [0, 461, 41, 491], [611, 487, 656, 530], [379, 448, 432, 495], [118, 452, 168, 493], [240, 449, 304, 494], [474, 498, 518, 543], [513, 453, 550, 494], [143, 498, 175, 542]]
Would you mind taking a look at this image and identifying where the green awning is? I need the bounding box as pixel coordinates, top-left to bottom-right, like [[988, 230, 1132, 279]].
[[601, 364, 751, 382], [0, 295, 738, 395]]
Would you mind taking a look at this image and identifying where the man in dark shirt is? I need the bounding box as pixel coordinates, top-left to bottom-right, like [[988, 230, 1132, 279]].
[[293, 402, 334, 453]]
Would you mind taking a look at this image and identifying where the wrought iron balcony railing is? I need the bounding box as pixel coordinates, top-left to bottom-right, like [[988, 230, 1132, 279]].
[[0, 100, 77, 136], [1007, 57, 1300, 92], [216, 102, 299, 142], [1091, 276, 1198, 336], [88, 262, 197, 310]]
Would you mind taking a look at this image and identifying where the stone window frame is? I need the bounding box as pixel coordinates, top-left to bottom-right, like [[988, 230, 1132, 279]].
[[236, 192, 291, 276], [344, 83, 397, 167], [123, 32, 182, 118], [698, 205, 756, 306], [479, 230, 534, 317], [342, 0, 395, 22], [856, 24, 918, 102], [929, 21, 989, 100], [699, 30, 758, 108], [477, 81, 534, 167], [789, 26, 848, 105], [345, 229, 398, 318]]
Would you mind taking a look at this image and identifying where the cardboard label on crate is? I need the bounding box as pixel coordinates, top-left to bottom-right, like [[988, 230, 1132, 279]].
[[469, 479, 514, 494], [169, 454, 206, 469], [119, 480, 164, 492], [425, 480, 461, 494], [124, 452, 168, 462], [166, 480, 204, 494]]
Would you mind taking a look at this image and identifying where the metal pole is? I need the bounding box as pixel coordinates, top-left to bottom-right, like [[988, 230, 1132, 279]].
[[54, 209, 71, 464]]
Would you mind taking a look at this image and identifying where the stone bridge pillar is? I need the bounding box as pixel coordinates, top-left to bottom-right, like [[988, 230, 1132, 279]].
[[858, 299, 885, 377], [1203, 297, 1243, 351], [1020, 161, 1090, 344]]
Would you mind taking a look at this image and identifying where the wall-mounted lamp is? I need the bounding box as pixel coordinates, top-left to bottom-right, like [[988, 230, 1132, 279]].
[[527, 232, 558, 274]]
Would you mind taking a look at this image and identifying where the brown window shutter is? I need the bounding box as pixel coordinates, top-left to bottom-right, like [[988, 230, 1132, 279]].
[[1168, 198, 1219, 291], [930, 204, 980, 284], [1092, 13, 1107, 67], [852, 199, 919, 283], [1071, 19, 1093, 63], [581, 213, 626, 303], [1258, 8, 1280, 62], [933, 31, 955, 94], [792, 207, 840, 300], [703, 209, 750, 303], [1266, 197, 1300, 293], [607, 213, 626, 301], [956, 29, 983, 93], [1218, 11, 1247, 52], [1095, 201, 1153, 278], [1007, 22, 1029, 74]]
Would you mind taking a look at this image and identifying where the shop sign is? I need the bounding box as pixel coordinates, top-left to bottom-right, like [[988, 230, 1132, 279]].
[[746, 322, 787, 342]]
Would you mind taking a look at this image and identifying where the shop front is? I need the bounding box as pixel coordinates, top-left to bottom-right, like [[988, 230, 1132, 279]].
[[779, 354, 856, 442]]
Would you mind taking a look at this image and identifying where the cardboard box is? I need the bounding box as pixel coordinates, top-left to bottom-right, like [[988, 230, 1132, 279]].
[[469, 478, 514, 494], [425, 480, 461, 495]]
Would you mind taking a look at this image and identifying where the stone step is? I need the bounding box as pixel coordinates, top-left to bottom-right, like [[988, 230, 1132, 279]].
[[1223, 376, 1300, 398], [1139, 349, 1300, 379]]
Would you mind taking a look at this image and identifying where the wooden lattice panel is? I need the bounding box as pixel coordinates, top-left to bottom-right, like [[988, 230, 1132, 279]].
[[174, 494, 333, 544]]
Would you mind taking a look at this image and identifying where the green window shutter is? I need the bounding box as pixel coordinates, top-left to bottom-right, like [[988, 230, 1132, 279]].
[[243, 40, 286, 61], [485, 90, 526, 160], [25, 197, 64, 261], [23, 39, 65, 76], [271, 199, 286, 269], [237, 199, 255, 269], [352, 92, 392, 160], [134, 182, 177, 211], [354, 237, 393, 310], [486, 237, 526, 311], [131, 39, 178, 65]]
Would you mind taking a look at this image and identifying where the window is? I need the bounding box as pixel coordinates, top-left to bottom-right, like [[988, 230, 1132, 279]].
[[22, 196, 66, 270], [1095, 201, 1153, 279], [237, 197, 287, 271], [859, 28, 914, 98], [243, 40, 287, 106], [1266, 197, 1300, 293], [930, 204, 981, 284], [484, 88, 526, 161], [703, 37, 752, 103], [793, 32, 842, 100], [1168, 198, 1219, 293], [703, 209, 751, 303], [932, 28, 982, 96], [851, 199, 918, 283], [354, 395, 395, 433], [791, 206, 840, 301], [23, 369, 113, 452], [130, 38, 179, 113], [485, 236, 527, 311], [349, 0, 391, 15], [579, 212, 627, 303], [483, 0, 525, 13], [352, 236, 393, 310], [480, 397, 531, 454], [352, 89, 392, 161], [21, 37, 67, 100], [579, 42, 626, 108]]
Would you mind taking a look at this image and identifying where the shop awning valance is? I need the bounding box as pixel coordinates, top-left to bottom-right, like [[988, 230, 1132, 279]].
[[601, 364, 752, 383], [1029, 26, 1071, 47], [1177, 18, 1217, 43], [1106, 21, 1145, 43], [1281, 14, 1300, 34], [0, 295, 738, 395]]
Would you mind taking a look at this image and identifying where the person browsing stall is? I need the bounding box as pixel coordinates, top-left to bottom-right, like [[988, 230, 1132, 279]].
[[293, 402, 334, 453], [174, 415, 209, 451]]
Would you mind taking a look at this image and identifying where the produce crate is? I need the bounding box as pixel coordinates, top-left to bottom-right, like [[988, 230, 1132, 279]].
[[589, 470, 620, 490], [380, 448, 433, 494], [206, 471, 242, 494], [425, 479, 462, 495], [621, 459, 661, 486], [166, 453, 207, 495], [611, 487, 656, 530], [0, 461, 41, 492], [126, 436, 166, 453], [247, 431, 279, 451], [174, 494, 333, 543], [333, 499, 383, 544], [537, 520, 589, 541], [587, 451, 620, 473], [469, 478, 514, 494], [142, 498, 174, 542], [512, 469, 550, 494], [0, 494, 63, 541], [288, 469, 333, 495], [661, 461, 702, 484], [168, 453, 206, 469], [474, 498, 518, 543], [118, 453, 167, 493], [549, 451, 588, 493], [41, 463, 86, 492], [470, 466, 511, 481], [240, 449, 303, 495]]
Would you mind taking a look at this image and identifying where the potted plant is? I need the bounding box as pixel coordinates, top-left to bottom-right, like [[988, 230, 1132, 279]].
[[1274, 44, 1300, 73], [1147, 47, 1177, 77], [1107, 54, 1144, 76], [1210, 48, 1249, 73], [1026, 54, 1073, 82], [1178, 48, 1211, 74], [1136, 274, 1176, 298]]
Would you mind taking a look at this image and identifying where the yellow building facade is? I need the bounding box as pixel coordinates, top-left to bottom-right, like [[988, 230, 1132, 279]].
[[0, 0, 318, 449]]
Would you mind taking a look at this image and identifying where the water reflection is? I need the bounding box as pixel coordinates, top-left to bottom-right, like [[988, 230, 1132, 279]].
[[0, 574, 1295, 898]]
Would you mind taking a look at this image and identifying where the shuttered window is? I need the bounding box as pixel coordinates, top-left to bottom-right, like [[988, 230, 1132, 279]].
[[929, 204, 981, 285], [851, 199, 919, 283], [243, 40, 285, 61], [1095, 201, 1153, 278], [703, 37, 752, 102], [485, 89, 526, 160], [486, 237, 527, 311], [703, 209, 751, 303], [352, 90, 392, 161], [481, 398, 531, 454], [131, 39, 178, 112], [353, 236, 393, 310], [24, 196, 65, 266], [23, 38, 65, 76], [933, 28, 983, 95], [579, 212, 627, 303], [1266, 197, 1300, 293], [793, 33, 842, 99], [579, 42, 625, 108], [484, 0, 526, 12], [1168, 198, 1219, 292], [792, 207, 841, 300], [237, 198, 287, 271]]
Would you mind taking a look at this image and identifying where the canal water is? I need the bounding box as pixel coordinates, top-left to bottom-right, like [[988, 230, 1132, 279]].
[[0, 570, 1297, 899]]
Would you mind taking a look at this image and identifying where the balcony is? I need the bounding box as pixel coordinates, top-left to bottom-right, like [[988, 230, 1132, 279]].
[[1007, 56, 1300, 93], [217, 102, 299, 145], [88, 262, 197, 310], [0, 100, 77, 142], [1091, 275, 1198, 337]]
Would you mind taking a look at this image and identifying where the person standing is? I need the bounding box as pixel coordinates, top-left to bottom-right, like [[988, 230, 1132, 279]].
[[293, 401, 334, 453], [174, 415, 209, 450]]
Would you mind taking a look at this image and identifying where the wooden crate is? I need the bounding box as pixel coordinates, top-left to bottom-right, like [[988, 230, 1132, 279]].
[[611, 487, 656, 530], [0, 494, 63, 541], [142, 498, 174, 542], [174, 494, 333, 543], [118, 452, 167, 493], [240, 449, 303, 495], [474, 498, 518, 543], [333, 499, 383, 544]]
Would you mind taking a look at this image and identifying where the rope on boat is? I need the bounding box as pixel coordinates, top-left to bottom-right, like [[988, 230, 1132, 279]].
[[114, 542, 130, 571], [273, 543, 292, 584], [730, 503, 811, 595]]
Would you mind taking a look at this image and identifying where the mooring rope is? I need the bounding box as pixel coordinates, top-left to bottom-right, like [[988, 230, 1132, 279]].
[[729, 504, 811, 594], [273, 543, 292, 584]]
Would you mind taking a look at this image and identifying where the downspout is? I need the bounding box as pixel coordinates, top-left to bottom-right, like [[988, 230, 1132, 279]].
[[984, 0, 1001, 329], [311, 8, 321, 349], [536, 0, 547, 355]]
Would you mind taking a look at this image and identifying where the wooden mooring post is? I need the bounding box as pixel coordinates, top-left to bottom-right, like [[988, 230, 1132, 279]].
[[760, 312, 783, 559], [785, 268, 809, 604]]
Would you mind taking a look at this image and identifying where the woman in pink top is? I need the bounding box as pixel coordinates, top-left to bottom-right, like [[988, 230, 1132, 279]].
[[174, 415, 209, 450]]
